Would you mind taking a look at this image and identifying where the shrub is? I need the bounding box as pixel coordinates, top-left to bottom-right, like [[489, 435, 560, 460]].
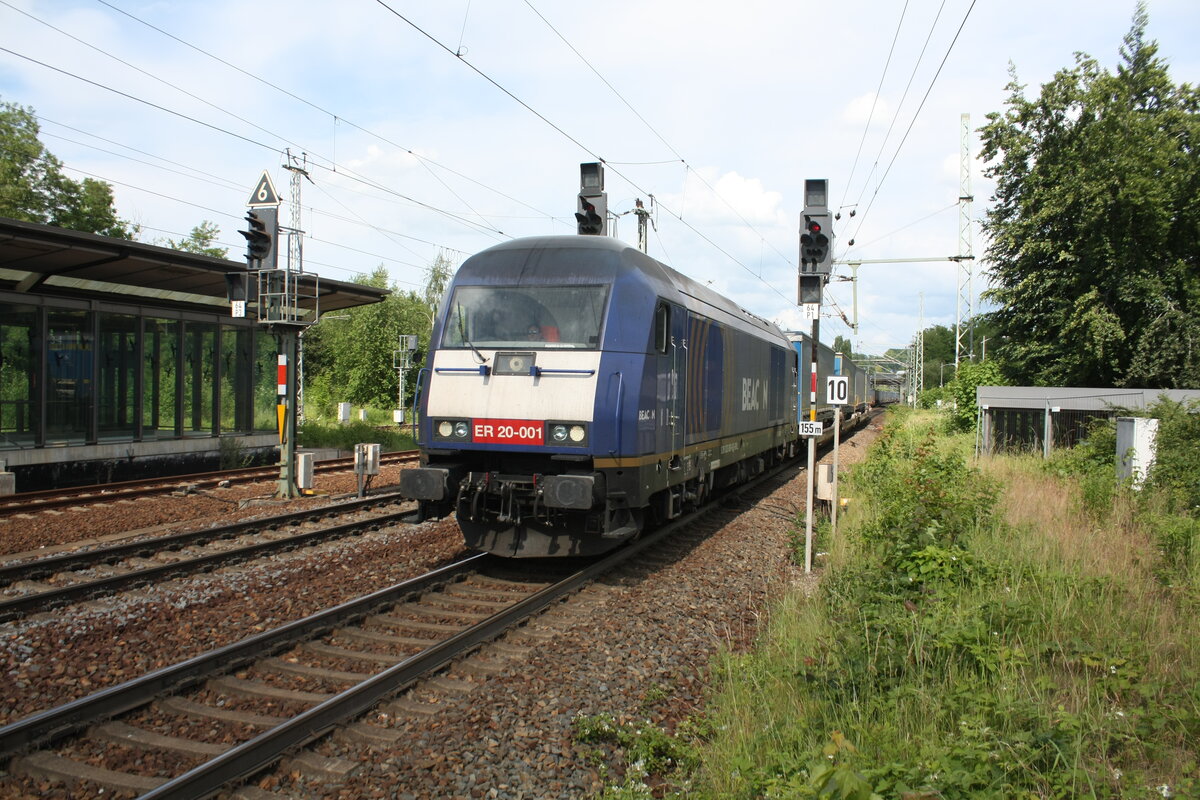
[[1143, 399, 1200, 514], [946, 360, 1006, 432], [297, 419, 415, 452]]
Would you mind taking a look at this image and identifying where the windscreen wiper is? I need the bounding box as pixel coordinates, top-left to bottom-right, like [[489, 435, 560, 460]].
[[457, 308, 488, 364]]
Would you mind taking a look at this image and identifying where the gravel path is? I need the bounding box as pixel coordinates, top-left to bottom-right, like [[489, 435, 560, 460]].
[[0, 418, 883, 799]]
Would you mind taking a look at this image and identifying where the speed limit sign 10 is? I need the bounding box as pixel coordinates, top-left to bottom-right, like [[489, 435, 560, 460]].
[[826, 376, 849, 406]]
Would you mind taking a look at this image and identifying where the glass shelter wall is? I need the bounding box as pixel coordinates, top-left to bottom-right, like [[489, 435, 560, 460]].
[[143, 318, 180, 438], [183, 322, 217, 437], [0, 296, 279, 452], [0, 303, 38, 449], [99, 313, 138, 442], [46, 308, 92, 444], [221, 325, 256, 434]]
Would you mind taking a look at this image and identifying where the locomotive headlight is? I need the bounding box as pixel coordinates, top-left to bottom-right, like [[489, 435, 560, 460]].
[[547, 421, 587, 447], [438, 421, 453, 437], [454, 421, 470, 438]]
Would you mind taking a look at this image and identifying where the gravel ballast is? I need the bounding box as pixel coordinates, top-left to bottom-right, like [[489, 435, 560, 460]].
[[0, 421, 883, 798]]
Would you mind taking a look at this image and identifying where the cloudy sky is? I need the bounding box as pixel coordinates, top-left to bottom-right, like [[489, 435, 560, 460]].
[[2, 0, 1197, 358]]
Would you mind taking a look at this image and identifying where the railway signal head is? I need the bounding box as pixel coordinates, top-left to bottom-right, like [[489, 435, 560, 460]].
[[800, 178, 834, 274], [575, 162, 608, 236], [575, 193, 607, 235], [240, 209, 277, 268], [801, 215, 830, 270]]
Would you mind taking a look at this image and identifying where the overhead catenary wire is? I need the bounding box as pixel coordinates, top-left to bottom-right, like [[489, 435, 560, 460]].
[[1, 33, 516, 242], [12, 1, 800, 313], [846, 0, 948, 220], [37, 130, 244, 193], [87, 0, 560, 226], [839, 0, 910, 212], [371, 0, 799, 309], [0, 46, 280, 154], [8, 132, 472, 279], [843, 0, 977, 254], [9, 2, 933, 343], [38, 115, 245, 191], [18, 120, 487, 264], [840, 202, 958, 254], [522, 0, 799, 273], [308, 181, 466, 265], [2, 1, 313, 159]]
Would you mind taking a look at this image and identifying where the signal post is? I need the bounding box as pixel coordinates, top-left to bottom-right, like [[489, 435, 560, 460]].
[[231, 170, 311, 499], [798, 179, 833, 574]]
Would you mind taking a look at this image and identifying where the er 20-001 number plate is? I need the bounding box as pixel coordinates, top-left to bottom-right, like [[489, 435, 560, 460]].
[[471, 419, 544, 445]]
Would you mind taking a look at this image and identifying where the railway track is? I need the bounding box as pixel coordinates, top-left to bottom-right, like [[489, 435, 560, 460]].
[[0, 444, 806, 798], [0, 548, 618, 797], [0, 492, 416, 623], [0, 451, 420, 517], [0, 417, 886, 798]]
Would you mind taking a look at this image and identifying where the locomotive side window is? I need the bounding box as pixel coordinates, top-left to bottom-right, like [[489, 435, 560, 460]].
[[442, 285, 608, 349], [654, 302, 669, 354]]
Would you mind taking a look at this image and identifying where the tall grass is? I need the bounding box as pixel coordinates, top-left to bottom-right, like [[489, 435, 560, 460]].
[[618, 408, 1199, 799], [296, 419, 416, 452]]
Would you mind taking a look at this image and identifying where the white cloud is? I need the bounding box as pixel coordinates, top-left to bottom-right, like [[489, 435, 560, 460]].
[[843, 92, 891, 126]]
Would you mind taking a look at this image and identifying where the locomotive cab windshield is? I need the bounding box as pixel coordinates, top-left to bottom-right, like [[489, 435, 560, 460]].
[[441, 285, 608, 349]]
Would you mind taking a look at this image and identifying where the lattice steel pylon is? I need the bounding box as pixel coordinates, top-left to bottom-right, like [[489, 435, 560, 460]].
[[954, 113, 975, 367], [914, 293, 924, 404], [285, 151, 312, 421], [284, 151, 307, 274]]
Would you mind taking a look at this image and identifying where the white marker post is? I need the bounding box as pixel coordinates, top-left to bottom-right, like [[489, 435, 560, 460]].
[[827, 373, 849, 538]]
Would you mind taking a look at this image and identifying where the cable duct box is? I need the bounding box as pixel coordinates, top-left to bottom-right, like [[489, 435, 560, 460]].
[[816, 464, 834, 501], [297, 452, 314, 490], [355, 443, 381, 476]]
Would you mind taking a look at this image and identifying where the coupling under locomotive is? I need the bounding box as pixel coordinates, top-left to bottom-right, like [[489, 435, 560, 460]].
[[400, 235, 799, 557]]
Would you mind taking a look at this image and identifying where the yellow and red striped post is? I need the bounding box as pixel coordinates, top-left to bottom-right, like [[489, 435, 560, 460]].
[[276, 354, 287, 443]]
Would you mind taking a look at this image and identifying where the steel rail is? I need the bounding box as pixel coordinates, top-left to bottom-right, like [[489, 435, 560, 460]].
[[138, 521, 679, 800], [0, 505, 419, 622], [0, 553, 489, 759], [0, 451, 419, 514], [0, 490, 409, 586]]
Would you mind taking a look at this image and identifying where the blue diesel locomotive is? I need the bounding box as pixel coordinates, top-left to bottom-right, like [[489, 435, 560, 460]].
[[400, 235, 864, 557]]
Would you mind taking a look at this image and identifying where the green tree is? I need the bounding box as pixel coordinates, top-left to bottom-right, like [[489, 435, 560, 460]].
[[159, 220, 228, 259], [968, 313, 1001, 362], [303, 265, 434, 413], [422, 250, 455, 328], [0, 99, 134, 238], [920, 324, 956, 389], [979, 5, 1200, 389]]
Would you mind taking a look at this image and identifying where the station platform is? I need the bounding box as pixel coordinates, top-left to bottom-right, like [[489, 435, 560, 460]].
[[0, 217, 387, 492]]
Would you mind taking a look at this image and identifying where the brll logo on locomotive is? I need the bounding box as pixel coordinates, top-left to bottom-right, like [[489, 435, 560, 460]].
[[741, 377, 767, 411]]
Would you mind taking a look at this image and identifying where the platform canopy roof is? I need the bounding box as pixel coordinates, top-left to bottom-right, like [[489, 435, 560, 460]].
[[0, 216, 387, 316]]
